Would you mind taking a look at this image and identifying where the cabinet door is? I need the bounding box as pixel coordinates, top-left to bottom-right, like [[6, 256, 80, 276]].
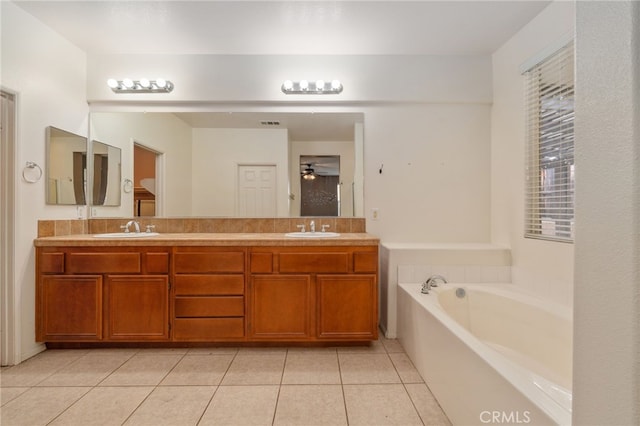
[[105, 275, 169, 340], [38, 275, 102, 341], [317, 275, 378, 340], [249, 275, 313, 339]]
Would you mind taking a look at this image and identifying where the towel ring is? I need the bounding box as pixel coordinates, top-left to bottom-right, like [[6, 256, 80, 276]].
[[22, 161, 43, 183]]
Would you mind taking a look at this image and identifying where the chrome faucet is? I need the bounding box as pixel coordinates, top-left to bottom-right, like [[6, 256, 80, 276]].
[[121, 220, 141, 233], [421, 274, 448, 294], [310, 220, 315, 233]]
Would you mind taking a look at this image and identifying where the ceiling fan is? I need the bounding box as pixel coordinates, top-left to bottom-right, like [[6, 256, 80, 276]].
[[301, 164, 316, 180]]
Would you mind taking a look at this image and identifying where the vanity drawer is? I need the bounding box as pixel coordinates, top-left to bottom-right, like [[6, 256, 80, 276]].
[[353, 251, 378, 273], [173, 318, 244, 340], [174, 252, 245, 273], [279, 252, 350, 273], [175, 296, 244, 317], [174, 275, 244, 295], [67, 252, 141, 274], [40, 252, 65, 274]]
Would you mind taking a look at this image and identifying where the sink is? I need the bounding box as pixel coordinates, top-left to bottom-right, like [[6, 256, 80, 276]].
[[284, 232, 341, 238], [93, 232, 160, 238]]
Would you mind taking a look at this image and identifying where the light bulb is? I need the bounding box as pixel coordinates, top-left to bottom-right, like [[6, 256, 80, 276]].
[[299, 80, 309, 90], [331, 80, 342, 91], [315, 80, 325, 91], [139, 78, 151, 88], [107, 78, 119, 89], [155, 78, 167, 88], [282, 80, 293, 91]]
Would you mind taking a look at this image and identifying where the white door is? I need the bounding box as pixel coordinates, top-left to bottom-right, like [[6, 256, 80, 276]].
[[238, 165, 277, 217]]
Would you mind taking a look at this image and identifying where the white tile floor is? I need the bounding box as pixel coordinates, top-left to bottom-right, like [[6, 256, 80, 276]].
[[0, 336, 451, 426]]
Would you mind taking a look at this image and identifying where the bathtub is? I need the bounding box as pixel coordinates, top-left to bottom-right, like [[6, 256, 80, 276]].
[[397, 283, 572, 426]]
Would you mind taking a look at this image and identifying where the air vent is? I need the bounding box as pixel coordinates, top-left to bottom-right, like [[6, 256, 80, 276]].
[[259, 120, 280, 126]]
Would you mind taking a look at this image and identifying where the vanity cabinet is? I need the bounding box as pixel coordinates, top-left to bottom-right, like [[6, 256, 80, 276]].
[[36, 238, 378, 345], [248, 246, 378, 341], [36, 247, 170, 342], [172, 247, 246, 341]]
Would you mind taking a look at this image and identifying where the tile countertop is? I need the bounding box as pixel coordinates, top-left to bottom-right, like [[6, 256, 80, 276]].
[[34, 233, 380, 247]]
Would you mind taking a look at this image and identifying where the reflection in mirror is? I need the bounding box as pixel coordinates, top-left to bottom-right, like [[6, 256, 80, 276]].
[[89, 112, 364, 217], [300, 155, 341, 216], [45, 126, 87, 205], [91, 140, 121, 206]]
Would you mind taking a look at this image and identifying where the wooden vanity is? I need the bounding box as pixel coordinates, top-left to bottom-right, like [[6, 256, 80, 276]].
[[34, 232, 379, 345]]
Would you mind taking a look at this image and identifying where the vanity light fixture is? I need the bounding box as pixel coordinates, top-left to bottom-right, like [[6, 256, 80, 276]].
[[107, 78, 174, 93], [281, 79, 343, 94]]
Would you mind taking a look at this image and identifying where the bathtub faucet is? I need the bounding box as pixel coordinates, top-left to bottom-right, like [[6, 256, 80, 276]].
[[421, 274, 448, 294]]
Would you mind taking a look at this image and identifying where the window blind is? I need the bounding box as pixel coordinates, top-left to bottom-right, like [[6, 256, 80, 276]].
[[524, 40, 575, 242]]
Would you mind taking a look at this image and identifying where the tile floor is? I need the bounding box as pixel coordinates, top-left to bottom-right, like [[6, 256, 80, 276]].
[[0, 336, 451, 426]]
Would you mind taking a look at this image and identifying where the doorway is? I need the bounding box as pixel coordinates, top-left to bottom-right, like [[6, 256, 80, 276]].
[[300, 155, 340, 216], [1, 90, 16, 365], [133, 144, 159, 216]]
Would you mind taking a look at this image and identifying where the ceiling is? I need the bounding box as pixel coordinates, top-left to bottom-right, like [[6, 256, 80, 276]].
[[13, 0, 550, 140], [174, 112, 363, 141], [13, 1, 551, 56]]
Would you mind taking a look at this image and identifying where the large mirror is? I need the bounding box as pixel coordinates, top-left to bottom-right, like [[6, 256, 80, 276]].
[[89, 112, 364, 217], [91, 140, 122, 206], [45, 126, 87, 205]]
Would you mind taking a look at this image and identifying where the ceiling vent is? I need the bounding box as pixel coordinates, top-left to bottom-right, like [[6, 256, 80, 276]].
[[260, 120, 280, 126]]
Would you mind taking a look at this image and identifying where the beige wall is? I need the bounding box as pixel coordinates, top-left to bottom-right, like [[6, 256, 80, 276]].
[[191, 128, 289, 217], [491, 1, 575, 307], [1, 2, 89, 362]]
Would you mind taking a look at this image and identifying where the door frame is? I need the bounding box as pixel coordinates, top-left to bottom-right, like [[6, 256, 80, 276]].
[[133, 140, 164, 217], [1, 89, 18, 365]]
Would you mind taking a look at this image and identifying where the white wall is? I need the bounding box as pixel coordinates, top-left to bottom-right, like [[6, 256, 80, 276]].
[[363, 103, 492, 242], [191, 128, 289, 217], [87, 54, 491, 104], [289, 140, 355, 217], [90, 112, 193, 217], [1, 2, 89, 362], [573, 1, 640, 423], [491, 1, 575, 307]]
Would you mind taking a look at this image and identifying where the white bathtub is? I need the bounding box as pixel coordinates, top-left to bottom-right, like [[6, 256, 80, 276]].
[[397, 283, 572, 426]]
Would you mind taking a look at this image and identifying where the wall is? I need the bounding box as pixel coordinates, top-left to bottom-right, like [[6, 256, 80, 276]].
[[289, 140, 355, 217], [573, 1, 640, 423], [0, 2, 89, 362], [87, 54, 491, 104], [491, 1, 575, 307], [89, 112, 193, 217], [363, 103, 491, 242], [191, 128, 289, 216]]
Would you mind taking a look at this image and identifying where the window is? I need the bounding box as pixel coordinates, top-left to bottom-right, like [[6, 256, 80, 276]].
[[524, 40, 575, 242]]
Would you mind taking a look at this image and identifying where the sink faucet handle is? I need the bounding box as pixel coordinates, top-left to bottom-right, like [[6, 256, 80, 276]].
[[321, 224, 330, 232], [296, 224, 306, 233], [145, 225, 156, 233], [120, 224, 130, 233]]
